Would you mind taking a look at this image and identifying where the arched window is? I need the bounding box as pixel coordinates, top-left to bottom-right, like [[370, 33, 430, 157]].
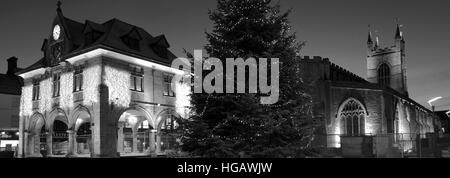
[[340, 99, 366, 136], [378, 63, 390, 87], [159, 113, 182, 151], [160, 114, 179, 131]]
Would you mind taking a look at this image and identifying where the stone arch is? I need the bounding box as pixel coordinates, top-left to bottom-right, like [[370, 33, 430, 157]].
[[155, 108, 182, 132], [71, 105, 93, 156], [28, 112, 46, 133], [27, 112, 47, 157], [48, 108, 69, 130], [71, 105, 92, 131], [337, 98, 368, 136], [154, 108, 183, 153], [119, 105, 154, 129], [47, 108, 71, 156], [117, 105, 154, 154]]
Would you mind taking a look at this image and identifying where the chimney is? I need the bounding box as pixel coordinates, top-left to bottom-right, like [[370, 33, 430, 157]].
[[7, 56, 18, 75]]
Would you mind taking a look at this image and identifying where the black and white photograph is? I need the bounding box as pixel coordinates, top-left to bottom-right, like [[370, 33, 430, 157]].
[[1, 0, 450, 176]]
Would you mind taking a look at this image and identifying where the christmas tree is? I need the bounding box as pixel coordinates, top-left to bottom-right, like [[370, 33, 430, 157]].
[[181, 0, 318, 158]]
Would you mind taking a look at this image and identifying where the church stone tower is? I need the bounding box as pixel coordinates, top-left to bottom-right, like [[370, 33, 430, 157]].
[[367, 24, 408, 96]]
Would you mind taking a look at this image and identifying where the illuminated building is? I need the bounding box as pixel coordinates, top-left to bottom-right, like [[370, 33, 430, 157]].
[[301, 25, 438, 156], [17, 3, 190, 158]]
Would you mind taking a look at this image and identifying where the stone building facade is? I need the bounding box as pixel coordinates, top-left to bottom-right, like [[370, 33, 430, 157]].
[[17, 4, 189, 158], [302, 25, 437, 154]]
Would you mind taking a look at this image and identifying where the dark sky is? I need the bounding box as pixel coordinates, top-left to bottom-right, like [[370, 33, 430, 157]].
[[1, 0, 449, 109]]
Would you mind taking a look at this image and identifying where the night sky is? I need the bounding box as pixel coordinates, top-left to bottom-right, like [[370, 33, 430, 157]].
[[1, 0, 449, 109]]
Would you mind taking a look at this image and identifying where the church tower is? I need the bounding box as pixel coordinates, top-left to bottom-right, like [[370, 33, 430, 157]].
[[367, 24, 408, 96]]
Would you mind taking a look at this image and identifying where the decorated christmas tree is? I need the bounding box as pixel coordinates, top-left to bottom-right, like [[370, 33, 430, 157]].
[[181, 0, 318, 158]]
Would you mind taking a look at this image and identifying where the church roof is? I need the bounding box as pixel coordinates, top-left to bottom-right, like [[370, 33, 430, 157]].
[[18, 7, 177, 75]]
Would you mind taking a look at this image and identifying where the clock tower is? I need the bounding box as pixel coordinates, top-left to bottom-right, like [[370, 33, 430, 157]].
[[42, 1, 72, 66]]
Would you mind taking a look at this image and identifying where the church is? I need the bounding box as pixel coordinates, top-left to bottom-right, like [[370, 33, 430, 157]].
[[17, 3, 190, 157], [301, 24, 438, 157]]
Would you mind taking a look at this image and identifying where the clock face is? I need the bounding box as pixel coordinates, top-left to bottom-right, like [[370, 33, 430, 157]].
[[53, 25, 61, 40]]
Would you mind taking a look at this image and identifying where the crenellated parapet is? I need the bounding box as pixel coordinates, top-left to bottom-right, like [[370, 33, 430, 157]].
[[300, 56, 367, 83]]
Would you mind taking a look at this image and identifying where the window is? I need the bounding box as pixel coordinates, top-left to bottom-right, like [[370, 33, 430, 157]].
[[130, 66, 144, 92], [152, 45, 168, 59], [160, 114, 179, 131], [378, 63, 390, 87], [163, 74, 175, 97], [84, 30, 102, 46], [340, 99, 366, 136], [73, 67, 83, 92], [122, 36, 140, 51], [32, 81, 40, 101], [53, 73, 61, 97]]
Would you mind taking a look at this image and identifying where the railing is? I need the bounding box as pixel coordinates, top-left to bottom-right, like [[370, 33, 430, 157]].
[[313, 133, 440, 158]]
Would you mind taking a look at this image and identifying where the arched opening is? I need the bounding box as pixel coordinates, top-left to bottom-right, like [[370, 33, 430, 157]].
[[52, 119, 68, 155], [378, 63, 390, 87], [339, 99, 366, 136], [76, 122, 91, 155], [157, 111, 182, 153], [117, 108, 153, 155], [73, 107, 92, 156], [29, 114, 47, 157]]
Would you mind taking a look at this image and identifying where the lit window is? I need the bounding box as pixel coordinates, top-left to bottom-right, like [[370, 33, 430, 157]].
[[340, 99, 366, 136], [163, 74, 175, 97], [130, 66, 144, 92], [53, 73, 61, 97], [73, 67, 83, 92], [160, 114, 179, 131], [32, 81, 40, 101]]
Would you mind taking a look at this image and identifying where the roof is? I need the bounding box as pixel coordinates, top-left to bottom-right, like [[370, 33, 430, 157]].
[[0, 74, 23, 95], [19, 13, 177, 75]]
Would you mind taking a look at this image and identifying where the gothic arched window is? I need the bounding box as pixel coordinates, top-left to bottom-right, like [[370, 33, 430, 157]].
[[340, 99, 366, 136], [378, 63, 390, 87]]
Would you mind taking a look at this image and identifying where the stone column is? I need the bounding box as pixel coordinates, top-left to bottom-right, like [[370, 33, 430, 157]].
[[23, 132, 30, 157], [73, 133, 78, 155], [156, 133, 161, 153], [46, 131, 53, 157], [149, 130, 157, 152], [117, 123, 124, 153], [66, 130, 75, 157], [34, 134, 42, 157], [29, 133, 36, 156], [132, 130, 138, 153]]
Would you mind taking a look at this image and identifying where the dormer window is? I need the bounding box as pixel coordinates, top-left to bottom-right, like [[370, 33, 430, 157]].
[[151, 45, 168, 59], [121, 28, 141, 51], [122, 36, 140, 51], [85, 30, 102, 46]]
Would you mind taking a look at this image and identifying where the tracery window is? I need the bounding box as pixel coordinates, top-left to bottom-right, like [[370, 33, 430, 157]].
[[378, 63, 390, 87], [340, 99, 366, 136]]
